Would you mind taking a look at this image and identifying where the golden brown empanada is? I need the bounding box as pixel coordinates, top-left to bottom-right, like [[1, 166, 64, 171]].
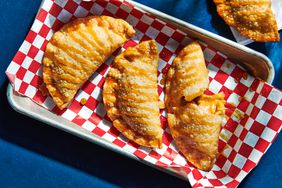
[[165, 42, 225, 171], [43, 16, 135, 109], [214, 0, 279, 42], [166, 41, 209, 104], [103, 40, 163, 148]]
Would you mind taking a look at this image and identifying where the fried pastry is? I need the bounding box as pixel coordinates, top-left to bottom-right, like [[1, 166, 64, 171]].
[[166, 41, 209, 104], [43, 16, 135, 109], [165, 42, 225, 171], [213, 0, 279, 42], [103, 40, 163, 148]]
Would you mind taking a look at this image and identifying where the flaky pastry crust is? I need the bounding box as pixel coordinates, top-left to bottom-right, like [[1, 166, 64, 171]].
[[103, 40, 163, 148], [165, 42, 225, 171], [214, 0, 279, 42], [43, 16, 135, 109]]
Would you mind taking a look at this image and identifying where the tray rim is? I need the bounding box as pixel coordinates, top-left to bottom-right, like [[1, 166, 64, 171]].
[[6, 0, 277, 183]]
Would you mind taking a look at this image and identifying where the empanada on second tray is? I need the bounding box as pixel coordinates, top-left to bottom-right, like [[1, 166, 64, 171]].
[[213, 0, 279, 42], [165, 42, 226, 171], [43, 16, 135, 109], [103, 40, 163, 148]]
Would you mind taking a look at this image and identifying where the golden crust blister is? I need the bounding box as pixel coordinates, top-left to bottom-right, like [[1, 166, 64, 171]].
[[165, 41, 225, 171], [214, 0, 280, 42], [103, 40, 163, 148], [43, 16, 135, 109]]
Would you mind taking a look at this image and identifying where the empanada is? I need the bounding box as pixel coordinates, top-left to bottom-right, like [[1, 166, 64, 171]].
[[103, 40, 163, 148], [214, 0, 279, 42], [165, 42, 225, 171], [165, 41, 209, 104], [43, 16, 135, 109]]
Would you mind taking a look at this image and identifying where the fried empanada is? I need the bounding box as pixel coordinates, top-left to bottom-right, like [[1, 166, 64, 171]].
[[103, 40, 163, 148], [214, 0, 279, 42], [43, 16, 135, 109], [165, 41, 209, 105], [165, 42, 225, 171]]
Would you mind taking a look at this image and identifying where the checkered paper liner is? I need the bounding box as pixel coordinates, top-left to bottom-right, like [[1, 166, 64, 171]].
[[5, 0, 282, 187]]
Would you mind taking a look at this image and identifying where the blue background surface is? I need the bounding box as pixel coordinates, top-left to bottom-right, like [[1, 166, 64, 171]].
[[0, 0, 281, 187]]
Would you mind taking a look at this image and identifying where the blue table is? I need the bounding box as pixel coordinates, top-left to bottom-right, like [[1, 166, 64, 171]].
[[0, 0, 281, 187]]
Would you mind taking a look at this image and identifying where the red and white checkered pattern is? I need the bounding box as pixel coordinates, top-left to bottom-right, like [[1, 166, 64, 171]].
[[5, 0, 282, 187]]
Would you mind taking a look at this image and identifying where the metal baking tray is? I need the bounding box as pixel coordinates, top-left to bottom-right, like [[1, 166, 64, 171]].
[[6, 0, 275, 180]]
